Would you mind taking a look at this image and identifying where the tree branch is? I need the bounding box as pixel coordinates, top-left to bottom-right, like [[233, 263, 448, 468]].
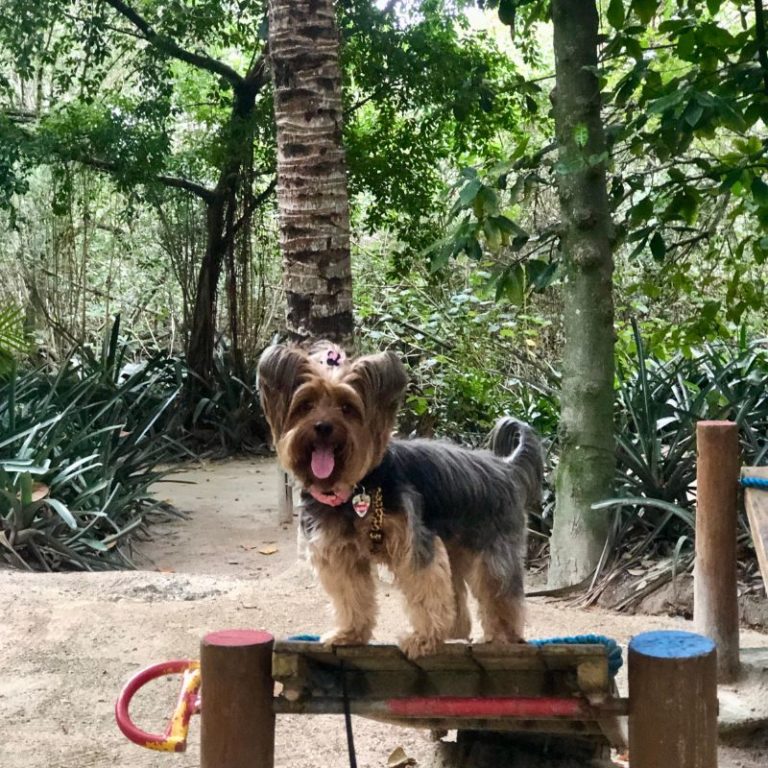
[[231, 176, 277, 237], [103, 0, 244, 87], [78, 156, 217, 202]]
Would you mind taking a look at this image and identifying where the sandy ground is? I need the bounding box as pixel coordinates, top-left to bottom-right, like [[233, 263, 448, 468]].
[[1, 457, 768, 768]]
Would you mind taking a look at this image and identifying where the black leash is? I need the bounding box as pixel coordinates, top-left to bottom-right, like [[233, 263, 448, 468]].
[[341, 661, 358, 768]]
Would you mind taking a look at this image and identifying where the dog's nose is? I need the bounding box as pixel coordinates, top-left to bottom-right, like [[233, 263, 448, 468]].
[[314, 421, 333, 438]]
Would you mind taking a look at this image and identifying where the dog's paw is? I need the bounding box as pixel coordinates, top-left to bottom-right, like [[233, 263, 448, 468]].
[[321, 628, 371, 647], [398, 633, 442, 659], [478, 634, 526, 646]]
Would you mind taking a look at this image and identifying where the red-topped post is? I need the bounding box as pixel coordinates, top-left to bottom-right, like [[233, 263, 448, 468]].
[[200, 629, 275, 768]]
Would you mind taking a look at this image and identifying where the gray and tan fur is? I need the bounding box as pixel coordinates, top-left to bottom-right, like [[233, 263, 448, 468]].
[[257, 342, 544, 658]]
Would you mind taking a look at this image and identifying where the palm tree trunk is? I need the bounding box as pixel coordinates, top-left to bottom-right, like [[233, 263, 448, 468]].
[[548, 0, 616, 587], [268, 0, 354, 346]]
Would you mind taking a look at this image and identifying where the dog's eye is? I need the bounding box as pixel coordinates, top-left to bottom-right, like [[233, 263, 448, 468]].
[[295, 401, 313, 415], [340, 403, 353, 416]]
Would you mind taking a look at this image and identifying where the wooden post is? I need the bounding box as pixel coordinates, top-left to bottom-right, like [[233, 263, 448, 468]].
[[694, 420, 740, 682], [200, 629, 275, 768], [277, 461, 293, 525], [628, 631, 717, 768]]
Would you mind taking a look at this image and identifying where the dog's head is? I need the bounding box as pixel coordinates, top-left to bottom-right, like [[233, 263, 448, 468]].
[[257, 342, 408, 505]]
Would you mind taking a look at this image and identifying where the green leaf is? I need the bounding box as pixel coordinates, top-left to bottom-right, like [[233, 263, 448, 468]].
[[630, 196, 654, 224], [495, 264, 525, 304], [527, 259, 558, 291], [573, 123, 589, 148], [650, 231, 666, 261], [677, 31, 696, 60], [498, 0, 516, 26], [751, 177, 768, 206], [648, 89, 686, 115], [607, 0, 626, 29], [632, 0, 659, 24], [483, 219, 503, 252], [458, 179, 482, 208], [592, 497, 695, 529], [683, 101, 704, 128], [706, 0, 721, 13], [45, 498, 78, 530]]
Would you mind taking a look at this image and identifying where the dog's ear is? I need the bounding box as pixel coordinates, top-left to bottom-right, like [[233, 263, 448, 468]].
[[257, 344, 311, 438], [347, 351, 408, 431]]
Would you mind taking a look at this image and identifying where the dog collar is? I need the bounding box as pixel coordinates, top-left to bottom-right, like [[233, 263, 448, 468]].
[[352, 486, 384, 553]]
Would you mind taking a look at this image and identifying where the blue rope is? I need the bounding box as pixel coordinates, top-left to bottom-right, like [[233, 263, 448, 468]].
[[741, 476, 768, 490], [285, 633, 623, 678], [529, 634, 623, 678]]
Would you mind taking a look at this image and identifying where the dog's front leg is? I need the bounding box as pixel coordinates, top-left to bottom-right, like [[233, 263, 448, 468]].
[[393, 536, 456, 659], [311, 543, 377, 647]]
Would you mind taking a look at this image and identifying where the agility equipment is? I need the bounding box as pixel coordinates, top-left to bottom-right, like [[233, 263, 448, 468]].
[[116, 627, 722, 768], [742, 466, 768, 595]]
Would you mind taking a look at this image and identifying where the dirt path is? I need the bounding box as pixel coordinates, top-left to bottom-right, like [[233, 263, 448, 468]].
[[1, 457, 767, 768]]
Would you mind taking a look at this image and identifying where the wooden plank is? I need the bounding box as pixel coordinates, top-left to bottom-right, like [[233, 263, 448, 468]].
[[743, 466, 768, 594], [471, 644, 608, 673], [334, 644, 418, 672], [273, 640, 341, 664], [363, 716, 605, 737], [273, 642, 613, 698], [276, 696, 590, 719], [410, 643, 482, 673]]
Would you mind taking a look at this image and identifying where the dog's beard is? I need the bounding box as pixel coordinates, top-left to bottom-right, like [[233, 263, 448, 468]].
[[279, 423, 374, 506]]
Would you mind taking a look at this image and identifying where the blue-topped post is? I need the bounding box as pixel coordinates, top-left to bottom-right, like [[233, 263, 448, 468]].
[[695, 420, 740, 682], [628, 631, 717, 768]]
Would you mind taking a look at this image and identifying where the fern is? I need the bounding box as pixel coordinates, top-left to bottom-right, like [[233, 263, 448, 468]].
[[0, 305, 26, 373]]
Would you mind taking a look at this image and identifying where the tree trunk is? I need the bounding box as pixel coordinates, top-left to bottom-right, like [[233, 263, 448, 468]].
[[186, 83, 258, 383], [187, 194, 228, 383], [548, 0, 616, 588], [268, 0, 354, 347]]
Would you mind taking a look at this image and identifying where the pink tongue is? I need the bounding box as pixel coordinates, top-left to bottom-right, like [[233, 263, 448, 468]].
[[311, 447, 335, 479]]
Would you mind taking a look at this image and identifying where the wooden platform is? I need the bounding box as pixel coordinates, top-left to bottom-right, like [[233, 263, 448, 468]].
[[743, 466, 768, 593], [272, 640, 628, 746]]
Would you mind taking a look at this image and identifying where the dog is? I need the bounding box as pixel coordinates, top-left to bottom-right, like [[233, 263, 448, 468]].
[[257, 342, 543, 658]]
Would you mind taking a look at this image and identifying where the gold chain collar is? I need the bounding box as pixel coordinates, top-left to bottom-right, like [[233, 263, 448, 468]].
[[368, 487, 384, 554], [352, 485, 385, 553]]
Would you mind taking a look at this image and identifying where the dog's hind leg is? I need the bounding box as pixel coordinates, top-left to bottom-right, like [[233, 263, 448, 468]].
[[469, 554, 525, 644], [446, 544, 472, 640], [311, 542, 378, 646], [394, 536, 456, 658]]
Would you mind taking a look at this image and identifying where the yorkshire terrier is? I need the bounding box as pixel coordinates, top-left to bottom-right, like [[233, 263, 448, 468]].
[[257, 342, 543, 658]]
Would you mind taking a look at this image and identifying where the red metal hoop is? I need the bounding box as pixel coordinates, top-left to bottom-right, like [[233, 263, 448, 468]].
[[115, 659, 201, 752]]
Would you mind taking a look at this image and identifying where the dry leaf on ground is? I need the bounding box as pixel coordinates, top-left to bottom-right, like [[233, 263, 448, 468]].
[[387, 746, 417, 767]]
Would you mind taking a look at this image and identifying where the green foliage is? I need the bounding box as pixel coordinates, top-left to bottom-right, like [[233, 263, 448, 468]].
[[341, 0, 531, 259], [0, 319, 186, 570], [596, 321, 768, 546], [188, 345, 269, 454], [355, 254, 559, 444], [0, 304, 26, 373], [439, 1, 768, 349], [0, 0, 530, 271]]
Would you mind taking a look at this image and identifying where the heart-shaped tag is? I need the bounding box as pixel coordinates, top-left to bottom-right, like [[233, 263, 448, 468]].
[[352, 492, 371, 517]]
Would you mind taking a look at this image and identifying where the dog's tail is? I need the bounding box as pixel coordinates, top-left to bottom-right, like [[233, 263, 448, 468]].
[[488, 416, 544, 511]]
